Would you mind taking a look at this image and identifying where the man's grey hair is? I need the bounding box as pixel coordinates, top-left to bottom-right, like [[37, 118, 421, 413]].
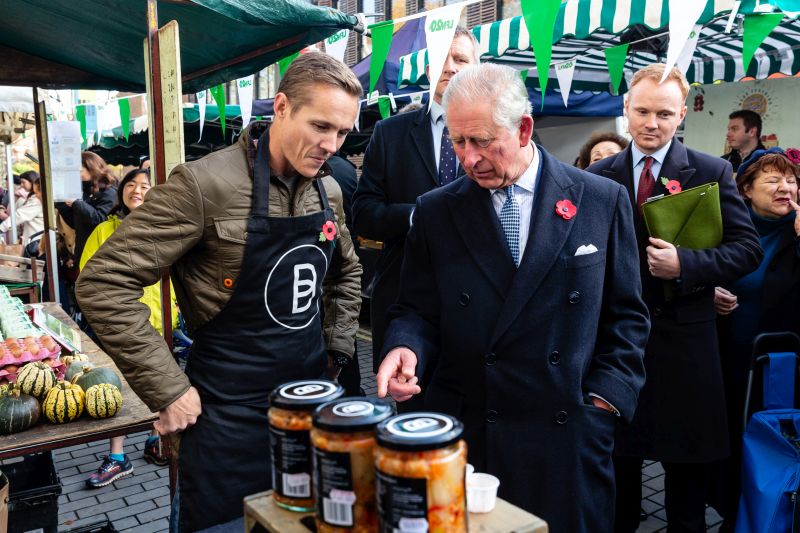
[[442, 63, 532, 133], [454, 26, 481, 64]]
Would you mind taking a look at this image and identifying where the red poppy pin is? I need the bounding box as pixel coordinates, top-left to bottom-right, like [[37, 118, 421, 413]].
[[659, 177, 682, 195], [555, 199, 577, 220], [319, 221, 337, 243], [785, 148, 800, 165]]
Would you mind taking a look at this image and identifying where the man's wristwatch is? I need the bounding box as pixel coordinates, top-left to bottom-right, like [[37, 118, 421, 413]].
[[328, 351, 351, 369]]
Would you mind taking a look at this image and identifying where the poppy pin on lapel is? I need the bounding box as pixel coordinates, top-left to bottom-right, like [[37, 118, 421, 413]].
[[555, 199, 577, 220]]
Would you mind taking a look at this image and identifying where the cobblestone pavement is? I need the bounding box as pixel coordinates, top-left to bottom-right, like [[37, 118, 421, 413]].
[[48, 330, 720, 532]]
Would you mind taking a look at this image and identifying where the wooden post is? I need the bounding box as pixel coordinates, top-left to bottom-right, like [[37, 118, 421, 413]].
[[31, 88, 58, 303]]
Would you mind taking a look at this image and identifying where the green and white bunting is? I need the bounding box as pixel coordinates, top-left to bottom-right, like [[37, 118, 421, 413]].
[[662, 0, 707, 81], [369, 21, 395, 95], [118, 98, 130, 142], [424, 2, 464, 108], [210, 84, 226, 136], [554, 58, 577, 107], [196, 90, 207, 141], [325, 29, 349, 63], [237, 75, 254, 127]]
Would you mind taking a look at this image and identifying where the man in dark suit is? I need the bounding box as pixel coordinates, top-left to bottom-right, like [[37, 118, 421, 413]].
[[352, 27, 479, 380], [587, 64, 763, 532], [376, 63, 650, 533]]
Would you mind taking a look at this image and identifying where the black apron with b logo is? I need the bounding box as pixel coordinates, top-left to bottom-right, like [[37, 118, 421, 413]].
[[178, 133, 336, 531]]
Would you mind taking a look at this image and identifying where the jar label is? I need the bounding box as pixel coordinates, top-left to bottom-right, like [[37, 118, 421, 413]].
[[270, 426, 312, 499], [313, 448, 355, 527], [377, 470, 429, 533], [279, 380, 338, 401]]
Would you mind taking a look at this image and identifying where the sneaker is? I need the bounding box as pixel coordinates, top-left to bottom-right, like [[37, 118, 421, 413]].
[[85, 456, 133, 488], [143, 437, 170, 466]]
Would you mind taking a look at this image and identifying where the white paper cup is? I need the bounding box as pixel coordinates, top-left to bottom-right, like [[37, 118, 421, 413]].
[[466, 472, 500, 513]]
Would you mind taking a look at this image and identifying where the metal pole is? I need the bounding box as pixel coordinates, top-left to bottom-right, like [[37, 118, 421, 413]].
[[4, 143, 16, 244], [32, 88, 58, 303]]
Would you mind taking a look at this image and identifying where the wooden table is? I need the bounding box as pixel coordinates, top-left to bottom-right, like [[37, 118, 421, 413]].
[[0, 302, 157, 459], [244, 491, 548, 533]]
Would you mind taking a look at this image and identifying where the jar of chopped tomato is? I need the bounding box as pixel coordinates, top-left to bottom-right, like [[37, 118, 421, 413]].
[[375, 413, 467, 533], [269, 380, 344, 511], [311, 398, 394, 532]]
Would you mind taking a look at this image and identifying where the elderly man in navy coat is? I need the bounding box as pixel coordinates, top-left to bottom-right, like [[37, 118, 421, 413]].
[[587, 64, 762, 532], [376, 63, 650, 532]]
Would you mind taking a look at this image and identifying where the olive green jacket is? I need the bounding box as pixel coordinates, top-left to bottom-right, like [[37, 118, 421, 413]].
[[76, 123, 362, 411]]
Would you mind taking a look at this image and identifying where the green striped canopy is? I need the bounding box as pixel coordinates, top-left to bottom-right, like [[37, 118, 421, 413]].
[[398, 0, 800, 92]]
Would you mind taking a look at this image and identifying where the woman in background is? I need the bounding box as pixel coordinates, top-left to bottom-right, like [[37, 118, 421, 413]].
[[575, 131, 629, 170], [80, 168, 179, 488]]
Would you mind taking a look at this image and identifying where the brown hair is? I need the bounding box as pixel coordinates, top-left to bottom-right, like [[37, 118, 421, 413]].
[[277, 52, 362, 113], [454, 26, 480, 64], [576, 131, 629, 169], [736, 153, 800, 196], [729, 109, 763, 139], [81, 151, 117, 192], [630, 63, 690, 100]]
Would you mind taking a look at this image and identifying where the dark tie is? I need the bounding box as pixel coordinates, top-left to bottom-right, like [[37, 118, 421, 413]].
[[499, 186, 520, 266], [636, 156, 655, 213], [438, 125, 457, 186]]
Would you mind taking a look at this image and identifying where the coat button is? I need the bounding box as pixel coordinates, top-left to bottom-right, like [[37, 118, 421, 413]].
[[549, 351, 560, 365], [486, 410, 498, 423], [653, 307, 662, 317], [485, 353, 497, 366], [555, 411, 568, 425], [568, 291, 581, 304], [458, 292, 470, 306]]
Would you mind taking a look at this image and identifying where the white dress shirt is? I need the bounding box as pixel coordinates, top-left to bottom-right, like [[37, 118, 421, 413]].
[[429, 100, 447, 173], [631, 140, 672, 200], [490, 145, 539, 260]]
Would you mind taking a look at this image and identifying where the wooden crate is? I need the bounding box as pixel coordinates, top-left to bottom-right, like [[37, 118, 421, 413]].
[[243, 490, 548, 533]]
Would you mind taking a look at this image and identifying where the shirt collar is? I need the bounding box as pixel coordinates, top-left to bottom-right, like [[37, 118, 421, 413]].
[[429, 99, 445, 126], [631, 140, 672, 168], [493, 145, 538, 194]]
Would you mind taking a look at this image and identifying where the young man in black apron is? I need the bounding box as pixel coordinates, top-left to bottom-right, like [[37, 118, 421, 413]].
[[77, 52, 363, 531]]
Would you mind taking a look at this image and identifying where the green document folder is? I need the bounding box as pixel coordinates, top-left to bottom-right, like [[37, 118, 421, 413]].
[[642, 182, 722, 249]]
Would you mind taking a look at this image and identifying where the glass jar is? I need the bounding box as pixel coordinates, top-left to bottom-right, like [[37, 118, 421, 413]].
[[311, 398, 394, 532], [268, 380, 344, 511], [375, 413, 468, 533]]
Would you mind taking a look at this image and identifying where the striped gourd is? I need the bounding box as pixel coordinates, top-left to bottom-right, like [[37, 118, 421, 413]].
[[43, 381, 85, 424], [85, 383, 123, 419], [17, 361, 57, 401], [61, 353, 90, 366], [0, 386, 41, 434]]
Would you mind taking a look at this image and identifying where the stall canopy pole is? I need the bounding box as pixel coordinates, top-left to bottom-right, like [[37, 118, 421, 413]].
[[31, 88, 58, 303], [146, 0, 174, 349], [4, 143, 16, 244]]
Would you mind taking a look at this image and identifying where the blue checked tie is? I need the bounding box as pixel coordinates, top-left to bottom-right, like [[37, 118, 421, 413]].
[[500, 186, 520, 266], [438, 126, 457, 186]]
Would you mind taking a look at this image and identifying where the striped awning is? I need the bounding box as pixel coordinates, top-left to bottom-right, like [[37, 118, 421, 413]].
[[398, 0, 800, 91]]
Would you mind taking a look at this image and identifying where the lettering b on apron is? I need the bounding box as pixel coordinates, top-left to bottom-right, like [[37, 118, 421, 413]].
[[264, 244, 329, 330]]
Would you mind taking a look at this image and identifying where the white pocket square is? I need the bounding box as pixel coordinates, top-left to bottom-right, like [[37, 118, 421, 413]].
[[574, 244, 598, 256]]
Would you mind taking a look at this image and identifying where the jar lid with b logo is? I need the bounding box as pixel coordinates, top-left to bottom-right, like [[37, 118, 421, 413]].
[[269, 380, 344, 411], [376, 412, 464, 451], [313, 398, 395, 433]]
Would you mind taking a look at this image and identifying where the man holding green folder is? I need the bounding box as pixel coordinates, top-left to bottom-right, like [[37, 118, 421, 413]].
[[588, 63, 763, 532]]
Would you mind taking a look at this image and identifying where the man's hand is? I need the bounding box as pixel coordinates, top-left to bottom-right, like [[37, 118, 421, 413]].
[[591, 396, 617, 414], [714, 287, 738, 315], [646, 238, 681, 280], [154, 386, 202, 436], [376, 347, 421, 402]]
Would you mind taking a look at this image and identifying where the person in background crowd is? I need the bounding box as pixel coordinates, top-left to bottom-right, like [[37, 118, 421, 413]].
[[0, 172, 43, 246], [711, 147, 800, 530], [80, 168, 177, 488], [139, 155, 151, 170], [377, 63, 649, 533], [576, 131, 629, 169], [722, 109, 766, 173], [58, 152, 118, 265], [76, 53, 362, 531], [587, 63, 763, 533], [353, 27, 480, 410]]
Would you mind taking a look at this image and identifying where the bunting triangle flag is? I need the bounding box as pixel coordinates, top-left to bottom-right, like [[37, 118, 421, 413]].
[[197, 90, 207, 142], [424, 3, 464, 109], [118, 98, 131, 142], [676, 25, 702, 75], [662, 0, 706, 82], [604, 43, 630, 96], [742, 13, 784, 73], [237, 76, 254, 127], [554, 58, 577, 108], [76, 105, 86, 144], [521, 0, 562, 109], [278, 52, 299, 77], [369, 20, 395, 95], [325, 29, 350, 63], [210, 84, 226, 136]]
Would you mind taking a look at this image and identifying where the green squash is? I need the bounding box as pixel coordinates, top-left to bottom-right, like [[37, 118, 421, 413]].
[[17, 361, 57, 401], [65, 361, 96, 383], [43, 381, 85, 424], [71, 366, 122, 392], [85, 383, 123, 419], [0, 386, 41, 434]]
